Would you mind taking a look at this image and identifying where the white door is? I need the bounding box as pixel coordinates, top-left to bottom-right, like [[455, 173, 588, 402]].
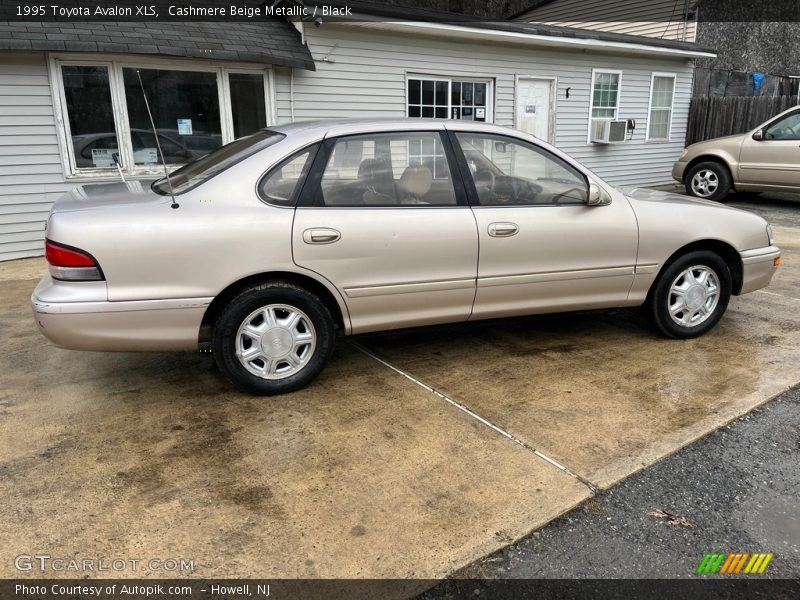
[[515, 78, 554, 142]]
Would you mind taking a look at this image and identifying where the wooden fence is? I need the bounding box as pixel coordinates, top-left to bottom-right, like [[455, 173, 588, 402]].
[[685, 95, 799, 145]]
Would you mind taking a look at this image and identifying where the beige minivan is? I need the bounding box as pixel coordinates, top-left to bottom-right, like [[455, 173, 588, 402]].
[[673, 105, 800, 201]]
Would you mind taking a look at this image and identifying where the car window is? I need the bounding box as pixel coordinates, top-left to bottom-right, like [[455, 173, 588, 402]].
[[259, 146, 318, 207], [152, 130, 284, 195], [765, 111, 800, 140], [455, 133, 588, 206], [319, 132, 457, 206]]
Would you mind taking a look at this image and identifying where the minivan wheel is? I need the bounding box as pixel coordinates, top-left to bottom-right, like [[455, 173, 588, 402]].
[[647, 251, 732, 339], [213, 282, 335, 395], [685, 161, 731, 201]]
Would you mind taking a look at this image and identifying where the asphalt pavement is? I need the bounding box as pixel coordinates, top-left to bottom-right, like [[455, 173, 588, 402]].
[[422, 382, 800, 591]]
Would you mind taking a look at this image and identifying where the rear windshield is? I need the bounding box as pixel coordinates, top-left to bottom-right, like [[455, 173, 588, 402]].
[[151, 130, 285, 195]]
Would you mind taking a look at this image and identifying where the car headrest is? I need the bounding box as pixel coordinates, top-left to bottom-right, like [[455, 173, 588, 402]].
[[358, 158, 390, 181], [398, 165, 433, 199]]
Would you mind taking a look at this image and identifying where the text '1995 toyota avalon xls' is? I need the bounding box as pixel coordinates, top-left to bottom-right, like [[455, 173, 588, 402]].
[[32, 120, 781, 395]]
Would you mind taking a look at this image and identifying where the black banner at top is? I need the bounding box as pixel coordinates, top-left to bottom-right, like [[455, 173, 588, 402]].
[[3, 0, 800, 23]]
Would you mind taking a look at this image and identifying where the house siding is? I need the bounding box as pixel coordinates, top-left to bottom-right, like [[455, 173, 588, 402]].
[[278, 25, 693, 188], [0, 53, 73, 261], [517, 0, 697, 42], [0, 28, 696, 261]]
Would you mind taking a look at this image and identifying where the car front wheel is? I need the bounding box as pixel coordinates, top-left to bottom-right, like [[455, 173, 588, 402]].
[[685, 161, 731, 201], [213, 282, 335, 395], [647, 251, 732, 339]]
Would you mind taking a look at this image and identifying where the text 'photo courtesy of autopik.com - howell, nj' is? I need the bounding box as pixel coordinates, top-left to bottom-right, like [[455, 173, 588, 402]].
[[0, 1, 799, 599]]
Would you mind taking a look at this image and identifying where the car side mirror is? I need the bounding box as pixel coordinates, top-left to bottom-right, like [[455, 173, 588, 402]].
[[752, 129, 764, 141], [587, 182, 611, 206]]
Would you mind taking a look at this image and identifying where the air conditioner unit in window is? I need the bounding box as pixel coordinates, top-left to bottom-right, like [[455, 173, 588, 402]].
[[590, 119, 628, 143]]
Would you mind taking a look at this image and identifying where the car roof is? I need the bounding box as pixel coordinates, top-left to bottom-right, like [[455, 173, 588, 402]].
[[268, 118, 514, 138]]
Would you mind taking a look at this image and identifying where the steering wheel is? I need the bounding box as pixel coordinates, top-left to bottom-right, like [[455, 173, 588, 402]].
[[552, 187, 585, 204], [516, 179, 543, 203], [768, 126, 792, 140], [474, 169, 495, 203], [474, 169, 495, 190]]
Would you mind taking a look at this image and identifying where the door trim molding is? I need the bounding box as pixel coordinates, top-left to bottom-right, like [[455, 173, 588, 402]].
[[478, 265, 634, 288], [345, 278, 476, 298], [514, 75, 558, 144]]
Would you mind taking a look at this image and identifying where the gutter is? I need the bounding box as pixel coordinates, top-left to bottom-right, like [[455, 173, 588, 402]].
[[344, 20, 716, 60]]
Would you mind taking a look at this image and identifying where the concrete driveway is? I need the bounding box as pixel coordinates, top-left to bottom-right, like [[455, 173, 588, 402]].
[[1, 195, 798, 583]]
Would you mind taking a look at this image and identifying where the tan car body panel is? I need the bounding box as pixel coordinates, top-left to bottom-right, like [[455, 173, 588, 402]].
[[623, 187, 776, 300], [469, 200, 640, 319], [673, 105, 800, 192], [293, 206, 480, 333], [33, 119, 779, 351]]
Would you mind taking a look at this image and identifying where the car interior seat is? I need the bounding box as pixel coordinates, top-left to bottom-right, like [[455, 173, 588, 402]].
[[397, 165, 433, 204], [357, 158, 396, 205]]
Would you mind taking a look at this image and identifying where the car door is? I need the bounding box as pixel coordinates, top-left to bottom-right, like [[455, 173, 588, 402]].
[[291, 129, 479, 334], [739, 109, 800, 188], [448, 129, 639, 320]]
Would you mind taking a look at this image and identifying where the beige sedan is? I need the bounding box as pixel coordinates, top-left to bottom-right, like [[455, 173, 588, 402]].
[[674, 105, 800, 201], [33, 120, 780, 395]]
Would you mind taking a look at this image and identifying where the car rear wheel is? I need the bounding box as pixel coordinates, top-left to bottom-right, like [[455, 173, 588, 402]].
[[213, 282, 335, 395], [685, 161, 731, 201], [647, 251, 732, 339]]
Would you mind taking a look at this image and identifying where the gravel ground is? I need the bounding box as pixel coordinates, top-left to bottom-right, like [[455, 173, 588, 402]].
[[422, 383, 800, 590]]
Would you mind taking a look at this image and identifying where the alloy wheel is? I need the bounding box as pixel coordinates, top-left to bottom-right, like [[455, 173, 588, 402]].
[[690, 169, 719, 198], [667, 265, 720, 328], [235, 304, 316, 379]]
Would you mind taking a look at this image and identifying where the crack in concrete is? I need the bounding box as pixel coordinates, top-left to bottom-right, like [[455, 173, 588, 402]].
[[755, 289, 800, 302], [351, 340, 598, 495]]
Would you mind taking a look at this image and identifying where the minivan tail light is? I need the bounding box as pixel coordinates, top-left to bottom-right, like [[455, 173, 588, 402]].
[[45, 239, 104, 281]]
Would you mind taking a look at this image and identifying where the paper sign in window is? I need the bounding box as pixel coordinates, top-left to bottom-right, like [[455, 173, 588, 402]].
[[133, 148, 158, 165], [91, 148, 114, 167], [177, 119, 193, 135]]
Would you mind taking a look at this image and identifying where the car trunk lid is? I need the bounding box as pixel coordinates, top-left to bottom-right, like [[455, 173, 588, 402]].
[[50, 180, 166, 214]]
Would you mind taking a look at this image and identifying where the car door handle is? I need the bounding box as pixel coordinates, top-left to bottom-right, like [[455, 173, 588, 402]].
[[303, 228, 341, 244], [488, 222, 519, 237]]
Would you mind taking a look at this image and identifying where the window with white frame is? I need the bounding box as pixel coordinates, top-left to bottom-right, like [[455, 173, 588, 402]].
[[408, 135, 449, 179], [53, 57, 272, 177], [647, 73, 676, 141], [590, 70, 621, 120], [407, 76, 492, 122]]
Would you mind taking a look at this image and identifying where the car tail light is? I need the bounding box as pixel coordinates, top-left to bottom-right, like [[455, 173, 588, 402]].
[[45, 239, 104, 281]]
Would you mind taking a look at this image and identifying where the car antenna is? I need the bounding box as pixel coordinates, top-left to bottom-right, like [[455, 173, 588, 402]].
[[111, 152, 126, 183], [136, 69, 179, 209]]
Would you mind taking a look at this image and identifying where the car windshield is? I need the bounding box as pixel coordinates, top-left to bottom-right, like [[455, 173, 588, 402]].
[[151, 130, 285, 195]]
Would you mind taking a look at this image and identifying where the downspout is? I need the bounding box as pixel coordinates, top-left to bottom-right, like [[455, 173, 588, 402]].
[[682, 0, 690, 41], [290, 68, 295, 122]]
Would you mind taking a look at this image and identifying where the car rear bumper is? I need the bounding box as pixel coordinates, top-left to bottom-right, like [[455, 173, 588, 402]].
[[739, 246, 781, 295], [31, 275, 210, 351]]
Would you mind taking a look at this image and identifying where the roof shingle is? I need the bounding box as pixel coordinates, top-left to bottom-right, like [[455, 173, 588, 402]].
[[0, 19, 315, 70]]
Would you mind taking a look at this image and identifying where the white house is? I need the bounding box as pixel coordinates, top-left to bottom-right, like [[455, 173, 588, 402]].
[[0, 14, 714, 261]]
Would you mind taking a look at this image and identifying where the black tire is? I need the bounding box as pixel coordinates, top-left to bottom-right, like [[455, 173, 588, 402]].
[[647, 250, 732, 339], [213, 281, 335, 395], [684, 161, 732, 202]]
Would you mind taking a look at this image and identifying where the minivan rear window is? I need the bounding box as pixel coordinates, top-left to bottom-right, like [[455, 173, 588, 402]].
[[152, 130, 285, 195]]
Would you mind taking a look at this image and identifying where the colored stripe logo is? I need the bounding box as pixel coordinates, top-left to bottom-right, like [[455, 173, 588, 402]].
[[696, 552, 773, 574]]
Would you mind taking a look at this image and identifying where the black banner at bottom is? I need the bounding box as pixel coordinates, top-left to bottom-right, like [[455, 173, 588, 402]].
[[2, 578, 799, 600]]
